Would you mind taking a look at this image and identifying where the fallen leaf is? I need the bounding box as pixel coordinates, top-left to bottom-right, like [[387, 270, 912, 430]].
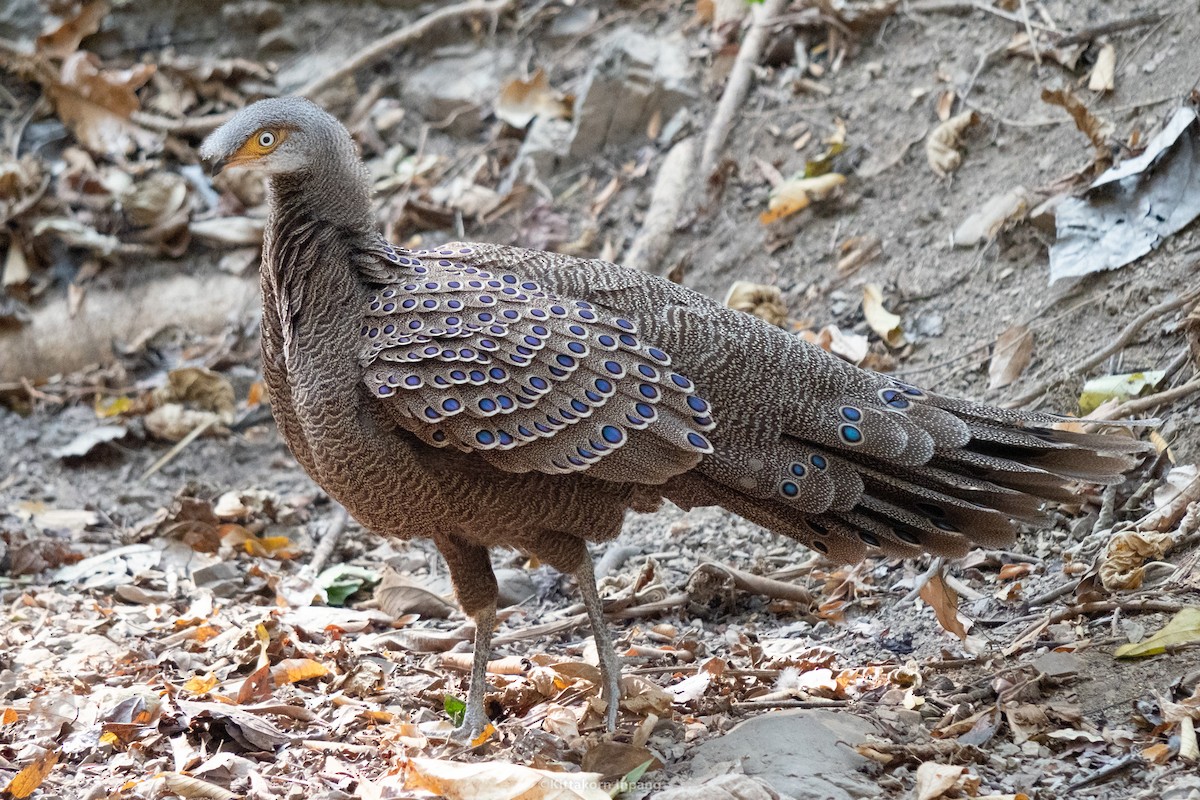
[[581, 742, 661, 781], [953, 187, 1030, 246], [724, 281, 788, 327], [862, 284, 905, 348], [52, 424, 128, 459], [47, 51, 160, 158], [1049, 106, 1200, 283], [987, 325, 1033, 390], [925, 111, 978, 176], [271, 658, 330, 685], [496, 69, 572, 129], [1089, 43, 1116, 92], [4, 749, 58, 799], [1115, 607, 1200, 658], [915, 761, 979, 800], [1042, 87, 1113, 168], [375, 569, 456, 619], [919, 572, 969, 640], [402, 757, 611, 800], [800, 325, 870, 365], [759, 173, 845, 224], [36, 0, 110, 58], [1079, 370, 1165, 414], [1099, 529, 1175, 591]]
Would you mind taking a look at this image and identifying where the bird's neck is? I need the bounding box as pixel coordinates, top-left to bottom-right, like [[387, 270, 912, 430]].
[[267, 162, 373, 233]]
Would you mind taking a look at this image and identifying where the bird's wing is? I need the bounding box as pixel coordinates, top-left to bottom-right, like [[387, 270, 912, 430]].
[[355, 241, 715, 483]]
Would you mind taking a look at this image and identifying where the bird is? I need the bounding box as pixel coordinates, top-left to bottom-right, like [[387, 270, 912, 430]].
[[201, 97, 1146, 739]]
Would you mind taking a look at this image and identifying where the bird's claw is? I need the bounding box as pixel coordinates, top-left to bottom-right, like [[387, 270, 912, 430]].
[[450, 708, 492, 744]]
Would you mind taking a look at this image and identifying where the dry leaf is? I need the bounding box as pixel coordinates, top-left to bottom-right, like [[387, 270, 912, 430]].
[[915, 762, 979, 800], [48, 52, 160, 158], [4, 750, 58, 799], [724, 281, 788, 327], [36, 0, 110, 58], [188, 216, 266, 247], [759, 173, 845, 224], [157, 771, 238, 800], [800, 325, 870, 365], [182, 673, 220, 695], [1089, 43, 1116, 92], [1115, 607, 1200, 658], [925, 111, 978, 176], [1041, 88, 1113, 168], [1099, 529, 1175, 591], [271, 658, 330, 685], [496, 69, 572, 129], [987, 325, 1033, 390], [953, 187, 1030, 246], [402, 757, 610, 800], [861, 284, 905, 348], [919, 572, 969, 640], [374, 570, 456, 619]]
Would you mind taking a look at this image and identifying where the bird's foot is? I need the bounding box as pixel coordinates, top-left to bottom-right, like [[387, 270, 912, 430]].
[[450, 705, 492, 745]]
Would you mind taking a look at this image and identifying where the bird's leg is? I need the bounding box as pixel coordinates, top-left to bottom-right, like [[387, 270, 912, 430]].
[[437, 533, 498, 741], [460, 602, 496, 740], [574, 555, 621, 731]]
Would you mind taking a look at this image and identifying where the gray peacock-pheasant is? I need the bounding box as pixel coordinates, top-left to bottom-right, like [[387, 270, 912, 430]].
[[201, 97, 1147, 739]]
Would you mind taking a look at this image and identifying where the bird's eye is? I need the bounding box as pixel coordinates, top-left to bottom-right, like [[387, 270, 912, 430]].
[[257, 131, 276, 148]]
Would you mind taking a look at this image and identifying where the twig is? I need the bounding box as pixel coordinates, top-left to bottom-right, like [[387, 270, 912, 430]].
[[296, 0, 513, 99], [1107, 375, 1200, 419], [139, 417, 217, 481], [623, 137, 695, 275], [699, 0, 787, 178], [491, 592, 689, 646], [1017, 0, 1041, 67], [732, 699, 848, 711], [689, 561, 814, 605], [1002, 286, 1200, 409], [302, 505, 349, 579], [1054, 11, 1164, 47], [135, 0, 514, 136]]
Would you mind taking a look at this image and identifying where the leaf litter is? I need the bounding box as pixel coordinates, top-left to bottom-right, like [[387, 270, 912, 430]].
[[1, 0, 1200, 798]]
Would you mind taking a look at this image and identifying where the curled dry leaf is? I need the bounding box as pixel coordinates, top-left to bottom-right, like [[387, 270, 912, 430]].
[[987, 324, 1033, 390], [1089, 43, 1116, 92], [724, 280, 788, 327], [401, 757, 611, 800], [1098, 529, 1175, 591], [1041, 88, 1113, 169], [918, 571, 969, 640], [915, 762, 980, 800], [759, 173, 845, 224], [861, 284, 905, 348], [953, 187, 1030, 247], [800, 324, 869, 365], [48, 52, 160, 159], [496, 69, 572, 129], [1078, 370, 1165, 414], [925, 111, 978, 177], [36, 0, 109, 58], [189, 216, 266, 247]]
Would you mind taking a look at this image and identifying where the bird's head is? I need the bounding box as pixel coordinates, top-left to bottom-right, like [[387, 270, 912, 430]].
[[200, 96, 352, 176]]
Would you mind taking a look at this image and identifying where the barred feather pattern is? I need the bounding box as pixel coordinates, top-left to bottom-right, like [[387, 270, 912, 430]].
[[223, 96, 1146, 582], [351, 239, 1147, 564]]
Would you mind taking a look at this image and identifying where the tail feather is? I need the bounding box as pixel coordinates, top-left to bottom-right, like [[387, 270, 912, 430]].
[[687, 368, 1151, 562]]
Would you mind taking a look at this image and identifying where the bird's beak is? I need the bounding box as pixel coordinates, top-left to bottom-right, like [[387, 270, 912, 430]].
[[207, 156, 228, 176]]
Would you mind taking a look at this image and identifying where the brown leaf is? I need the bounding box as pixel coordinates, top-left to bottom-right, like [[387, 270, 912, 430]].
[[1041, 88, 1113, 170], [919, 572, 968, 640], [862, 284, 905, 348], [47, 52, 160, 159], [36, 0, 110, 58], [987, 324, 1033, 390], [496, 69, 572, 129], [402, 757, 611, 800], [581, 742, 661, 781], [236, 664, 274, 705]]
